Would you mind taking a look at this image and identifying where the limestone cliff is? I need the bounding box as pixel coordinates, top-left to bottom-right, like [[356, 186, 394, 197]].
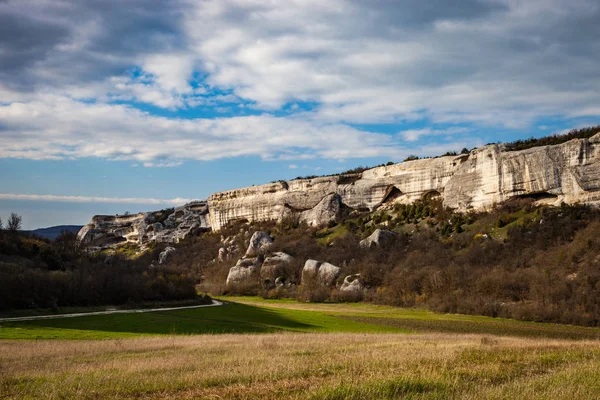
[[79, 133, 600, 244], [208, 134, 600, 231], [77, 201, 210, 250]]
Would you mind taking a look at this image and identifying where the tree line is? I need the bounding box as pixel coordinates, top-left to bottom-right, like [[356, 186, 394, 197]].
[[0, 213, 202, 310]]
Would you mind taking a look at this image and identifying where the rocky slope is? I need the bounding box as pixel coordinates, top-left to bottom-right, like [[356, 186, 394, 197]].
[[78, 133, 600, 245], [77, 201, 210, 250]]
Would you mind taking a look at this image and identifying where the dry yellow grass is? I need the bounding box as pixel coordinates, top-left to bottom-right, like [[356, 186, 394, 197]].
[[2, 332, 600, 399]]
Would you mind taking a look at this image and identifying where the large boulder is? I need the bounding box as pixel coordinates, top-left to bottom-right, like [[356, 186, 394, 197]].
[[301, 259, 342, 286], [245, 231, 274, 257], [261, 252, 294, 283], [226, 257, 263, 287], [299, 193, 343, 227], [158, 246, 176, 264], [359, 229, 397, 248], [340, 274, 363, 293]]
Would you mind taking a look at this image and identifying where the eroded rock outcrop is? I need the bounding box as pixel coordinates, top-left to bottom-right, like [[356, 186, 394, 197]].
[[207, 134, 600, 230], [245, 231, 274, 257], [226, 257, 262, 287], [298, 193, 343, 227], [360, 229, 397, 248], [261, 252, 294, 284], [77, 201, 209, 250], [158, 246, 176, 265], [340, 274, 363, 293], [79, 134, 600, 248], [301, 259, 342, 286]]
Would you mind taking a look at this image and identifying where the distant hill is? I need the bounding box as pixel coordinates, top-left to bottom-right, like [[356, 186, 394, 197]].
[[29, 225, 83, 240]]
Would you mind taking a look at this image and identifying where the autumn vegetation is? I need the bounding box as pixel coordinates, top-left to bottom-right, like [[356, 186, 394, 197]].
[[0, 221, 201, 310], [180, 198, 600, 328]]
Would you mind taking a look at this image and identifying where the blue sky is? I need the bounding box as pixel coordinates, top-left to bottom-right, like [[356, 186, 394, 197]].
[[0, 0, 599, 229]]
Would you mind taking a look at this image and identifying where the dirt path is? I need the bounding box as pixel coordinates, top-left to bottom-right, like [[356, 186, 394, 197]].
[[0, 300, 223, 322]]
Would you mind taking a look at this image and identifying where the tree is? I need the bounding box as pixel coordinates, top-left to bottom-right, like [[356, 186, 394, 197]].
[[7, 213, 22, 232], [461, 148, 470, 154], [0, 216, 3, 230]]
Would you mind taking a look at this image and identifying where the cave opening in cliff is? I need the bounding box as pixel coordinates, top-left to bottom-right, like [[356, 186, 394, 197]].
[[515, 191, 559, 201], [381, 186, 403, 204]]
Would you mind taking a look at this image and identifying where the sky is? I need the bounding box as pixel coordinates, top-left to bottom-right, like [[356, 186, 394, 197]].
[[1, 0, 599, 229]]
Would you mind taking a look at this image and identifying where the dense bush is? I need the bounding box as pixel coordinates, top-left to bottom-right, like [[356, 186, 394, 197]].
[[0, 228, 201, 310]]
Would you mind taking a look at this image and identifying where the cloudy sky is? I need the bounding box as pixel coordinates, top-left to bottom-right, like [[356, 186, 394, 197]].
[[1, 0, 599, 228]]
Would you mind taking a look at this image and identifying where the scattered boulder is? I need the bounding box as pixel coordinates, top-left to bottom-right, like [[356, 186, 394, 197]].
[[261, 252, 294, 284], [340, 274, 363, 293], [359, 229, 397, 248], [158, 246, 176, 264], [301, 259, 342, 286], [226, 256, 263, 287], [302, 259, 321, 281], [299, 193, 343, 227], [245, 231, 274, 257], [263, 252, 293, 266], [218, 247, 228, 262], [226, 264, 260, 287]]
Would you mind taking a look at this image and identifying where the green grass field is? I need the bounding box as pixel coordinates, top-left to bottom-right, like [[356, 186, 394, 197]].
[[1, 297, 599, 340], [3, 298, 600, 399]]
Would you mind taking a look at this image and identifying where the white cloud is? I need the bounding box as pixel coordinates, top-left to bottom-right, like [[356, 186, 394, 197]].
[[0, 95, 408, 163], [400, 127, 471, 142], [0, 193, 193, 206], [0, 0, 599, 166]]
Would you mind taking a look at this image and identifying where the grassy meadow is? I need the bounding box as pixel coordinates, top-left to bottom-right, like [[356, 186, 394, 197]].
[[2, 297, 600, 399]]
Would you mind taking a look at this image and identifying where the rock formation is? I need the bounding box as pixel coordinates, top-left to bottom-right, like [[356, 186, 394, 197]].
[[77, 201, 209, 250], [158, 246, 176, 265], [245, 231, 274, 257], [207, 134, 600, 231], [226, 231, 293, 289], [226, 257, 262, 287], [261, 252, 294, 284], [79, 134, 600, 246], [340, 274, 363, 294], [301, 259, 342, 286], [360, 229, 397, 248]]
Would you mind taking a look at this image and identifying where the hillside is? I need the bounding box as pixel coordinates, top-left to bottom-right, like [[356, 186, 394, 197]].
[[4, 128, 600, 329], [78, 128, 600, 253], [30, 225, 83, 240]]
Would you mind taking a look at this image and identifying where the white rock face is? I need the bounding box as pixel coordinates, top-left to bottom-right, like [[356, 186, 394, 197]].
[[158, 246, 176, 265], [207, 134, 600, 231], [301, 259, 342, 286], [261, 252, 294, 283], [360, 229, 397, 248], [79, 134, 600, 247], [245, 231, 274, 257], [226, 257, 262, 287], [299, 193, 342, 226], [77, 201, 210, 249], [340, 274, 363, 293], [226, 265, 259, 287]]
